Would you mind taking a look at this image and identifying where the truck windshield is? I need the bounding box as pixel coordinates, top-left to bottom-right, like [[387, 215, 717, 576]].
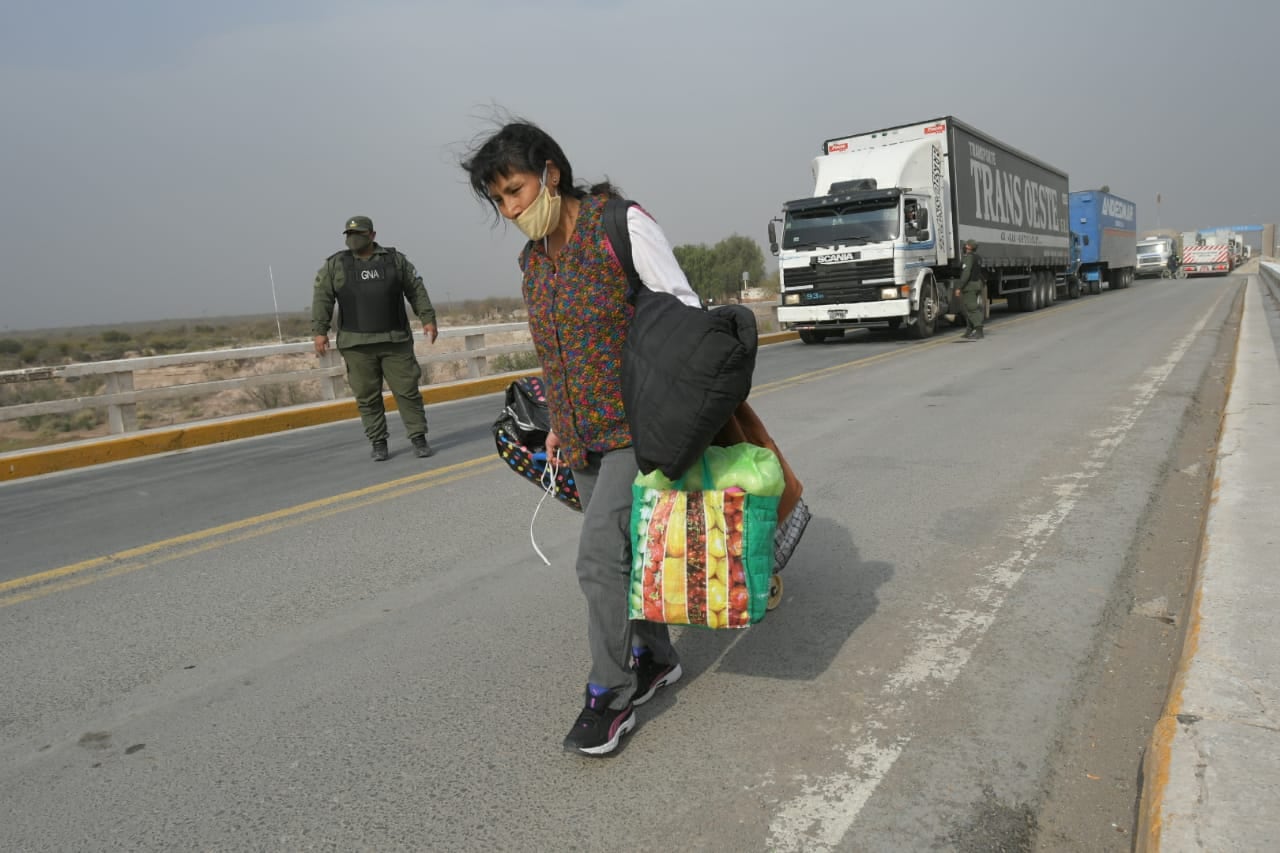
[[1138, 241, 1168, 253], [782, 199, 899, 250]]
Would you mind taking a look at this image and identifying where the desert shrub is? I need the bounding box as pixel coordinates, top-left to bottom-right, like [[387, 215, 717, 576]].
[[242, 382, 320, 409], [491, 352, 540, 373], [148, 338, 189, 354]]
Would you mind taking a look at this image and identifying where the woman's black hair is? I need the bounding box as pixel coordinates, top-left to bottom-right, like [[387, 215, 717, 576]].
[[461, 118, 620, 221]]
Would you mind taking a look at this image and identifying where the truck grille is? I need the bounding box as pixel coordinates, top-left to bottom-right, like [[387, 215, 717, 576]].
[[783, 259, 896, 304]]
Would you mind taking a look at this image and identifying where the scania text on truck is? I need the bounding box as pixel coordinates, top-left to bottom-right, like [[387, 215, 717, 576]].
[[767, 116, 1070, 343], [1066, 190, 1137, 293]]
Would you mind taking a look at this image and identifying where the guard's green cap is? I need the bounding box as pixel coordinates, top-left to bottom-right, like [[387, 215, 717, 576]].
[[963, 239, 979, 250], [343, 215, 373, 233]]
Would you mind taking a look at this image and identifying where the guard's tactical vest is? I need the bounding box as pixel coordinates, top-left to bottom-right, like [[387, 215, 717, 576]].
[[335, 248, 408, 333]]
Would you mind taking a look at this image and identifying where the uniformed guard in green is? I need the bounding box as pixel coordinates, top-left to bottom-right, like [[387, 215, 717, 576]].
[[955, 239, 985, 341], [312, 215, 440, 461]]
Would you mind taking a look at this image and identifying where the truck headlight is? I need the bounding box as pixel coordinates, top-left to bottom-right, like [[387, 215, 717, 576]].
[[784, 294, 799, 305], [881, 288, 898, 300]]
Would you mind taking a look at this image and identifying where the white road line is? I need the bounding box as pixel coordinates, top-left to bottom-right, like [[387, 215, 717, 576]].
[[767, 288, 1230, 852]]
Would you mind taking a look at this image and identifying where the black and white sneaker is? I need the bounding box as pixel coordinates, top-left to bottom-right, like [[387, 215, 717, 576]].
[[563, 689, 635, 756], [632, 651, 683, 706]]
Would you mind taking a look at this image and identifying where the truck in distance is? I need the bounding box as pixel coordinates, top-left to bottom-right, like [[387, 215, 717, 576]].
[[1182, 242, 1233, 277], [1135, 230, 1182, 279], [1067, 190, 1137, 292], [769, 116, 1070, 343]]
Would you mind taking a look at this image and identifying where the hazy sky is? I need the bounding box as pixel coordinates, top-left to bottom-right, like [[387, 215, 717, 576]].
[[2, 0, 1276, 330]]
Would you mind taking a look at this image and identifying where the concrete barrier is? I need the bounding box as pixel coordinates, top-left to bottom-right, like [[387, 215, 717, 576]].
[[0, 330, 797, 482]]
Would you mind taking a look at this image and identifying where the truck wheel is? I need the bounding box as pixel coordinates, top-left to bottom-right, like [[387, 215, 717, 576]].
[[909, 283, 937, 339], [798, 330, 822, 345], [1047, 272, 1059, 304], [1030, 277, 1043, 311], [981, 289, 991, 322], [1089, 278, 1101, 295], [1068, 277, 1081, 299]]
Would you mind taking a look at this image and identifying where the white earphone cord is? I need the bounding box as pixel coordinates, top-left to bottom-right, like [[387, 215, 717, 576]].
[[529, 454, 559, 566]]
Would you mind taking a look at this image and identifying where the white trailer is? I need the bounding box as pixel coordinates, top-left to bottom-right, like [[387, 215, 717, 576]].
[[768, 117, 1070, 343]]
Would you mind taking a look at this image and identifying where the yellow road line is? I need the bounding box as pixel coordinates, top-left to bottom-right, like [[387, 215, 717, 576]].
[[0, 456, 498, 605]]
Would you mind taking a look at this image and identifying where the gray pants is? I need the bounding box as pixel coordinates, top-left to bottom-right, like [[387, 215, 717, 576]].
[[573, 447, 678, 709]]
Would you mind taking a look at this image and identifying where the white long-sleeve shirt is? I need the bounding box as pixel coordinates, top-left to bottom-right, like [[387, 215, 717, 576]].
[[627, 207, 702, 308]]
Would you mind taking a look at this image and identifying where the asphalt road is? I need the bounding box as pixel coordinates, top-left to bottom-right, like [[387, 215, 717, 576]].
[[0, 277, 1241, 851]]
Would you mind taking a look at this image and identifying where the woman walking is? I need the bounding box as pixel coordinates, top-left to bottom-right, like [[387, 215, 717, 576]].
[[463, 120, 701, 755]]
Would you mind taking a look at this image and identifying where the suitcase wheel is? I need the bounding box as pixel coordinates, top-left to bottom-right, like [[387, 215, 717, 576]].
[[766, 574, 784, 611]]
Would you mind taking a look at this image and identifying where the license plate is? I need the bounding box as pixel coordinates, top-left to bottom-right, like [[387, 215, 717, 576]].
[[827, 309, 847, 319]]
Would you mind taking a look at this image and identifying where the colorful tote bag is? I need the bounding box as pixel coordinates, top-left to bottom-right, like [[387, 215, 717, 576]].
[[629, 446, 781, 628]]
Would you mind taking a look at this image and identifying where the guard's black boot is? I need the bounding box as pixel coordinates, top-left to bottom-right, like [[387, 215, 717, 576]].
[[972, 328, 984, 341], [962, 328, 975, 339], [411, 435, 434, 458], [371, 439, 389, 461]]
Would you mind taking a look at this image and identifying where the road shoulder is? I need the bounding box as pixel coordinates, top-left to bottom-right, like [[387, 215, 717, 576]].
[[1033, 282, 1243, 850], [1138, 274, 1280, 851]]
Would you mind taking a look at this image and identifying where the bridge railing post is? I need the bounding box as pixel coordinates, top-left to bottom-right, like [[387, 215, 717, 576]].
[[465, 333, 487, 379], [319, 348, 345, 400], [104, 371, 137, 434]]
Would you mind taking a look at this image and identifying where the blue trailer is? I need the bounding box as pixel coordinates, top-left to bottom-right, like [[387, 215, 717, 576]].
[[1065, 190, 1137, 295]]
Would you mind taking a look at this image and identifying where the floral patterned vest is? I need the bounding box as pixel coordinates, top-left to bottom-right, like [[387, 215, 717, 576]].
[[522, 194, 633, 470]]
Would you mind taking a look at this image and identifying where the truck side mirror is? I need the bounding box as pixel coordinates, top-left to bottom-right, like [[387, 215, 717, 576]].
[[917, 209, 929, 230], [915, 229, 930, 242], [767, 220, 779, 256]]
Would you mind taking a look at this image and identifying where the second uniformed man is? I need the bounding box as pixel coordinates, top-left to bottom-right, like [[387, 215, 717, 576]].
[[955, 239, 985, 341], [312, 215, 439, 461]]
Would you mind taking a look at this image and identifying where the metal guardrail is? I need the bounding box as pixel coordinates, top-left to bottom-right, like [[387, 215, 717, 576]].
[[1259, 260, 1280, 290], [0, 324, 534, 435]]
